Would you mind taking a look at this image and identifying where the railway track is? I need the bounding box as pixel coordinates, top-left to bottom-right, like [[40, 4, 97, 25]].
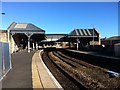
[[42, 49, 120, 89], [42, 51, 86, 90]]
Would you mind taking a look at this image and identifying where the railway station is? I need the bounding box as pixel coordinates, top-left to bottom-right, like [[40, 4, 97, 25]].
[[1, 2, 120, 90], [0, 22, 120, 90], [4, 22, 101, 53]]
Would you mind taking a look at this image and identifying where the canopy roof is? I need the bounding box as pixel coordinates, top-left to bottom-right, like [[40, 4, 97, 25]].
[[46, 34, 67, 39], [68, 28, 99, 37], [41, 34, 67, 42], [9, 22, 45, 34]]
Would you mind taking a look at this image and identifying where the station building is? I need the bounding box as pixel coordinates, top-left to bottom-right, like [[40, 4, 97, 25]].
[[101, 36, 120, 57], [0, 30, 8, 42]]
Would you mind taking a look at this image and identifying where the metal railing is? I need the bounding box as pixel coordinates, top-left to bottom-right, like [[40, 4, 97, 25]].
[[0, 42, 12, 89]]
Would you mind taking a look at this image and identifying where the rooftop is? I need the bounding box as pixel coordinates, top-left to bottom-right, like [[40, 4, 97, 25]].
[[8, 22, 45, 34], [68, 28, 99, 37]]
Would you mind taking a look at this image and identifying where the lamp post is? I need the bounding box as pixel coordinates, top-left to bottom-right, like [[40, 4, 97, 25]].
[[93, 28, 94, 47], [91, 24, 95, 47]]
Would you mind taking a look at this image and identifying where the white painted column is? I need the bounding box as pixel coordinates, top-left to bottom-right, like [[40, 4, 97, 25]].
[[25, 33, 33, 53], [76, 37, 79, 50], [33, 42, 35, 50], [77, 43, 79, 50], [98, 33, 101, 45], [36, 42, 38, 50], [28, 36, 30, 53]]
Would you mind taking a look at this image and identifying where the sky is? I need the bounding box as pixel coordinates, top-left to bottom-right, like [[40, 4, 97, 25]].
[[0, 2, 119, 38]]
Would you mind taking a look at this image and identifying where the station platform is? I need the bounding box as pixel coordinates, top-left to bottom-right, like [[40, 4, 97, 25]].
[[65, 49, 120, 73], [67, 49, 120, 60], [2, 50, 63, 90], [32, 50, 63, 90]]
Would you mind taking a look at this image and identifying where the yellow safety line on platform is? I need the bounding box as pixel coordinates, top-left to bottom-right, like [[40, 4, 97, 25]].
[[32, 52, 43, 89]]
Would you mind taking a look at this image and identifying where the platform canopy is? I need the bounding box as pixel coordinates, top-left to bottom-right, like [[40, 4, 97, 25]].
[[68, 28, 98, 37], [40, 34, 67, 46], [8, 22, 45, 51], [62, 28, 100, 42], [45, 34, 67, 41]]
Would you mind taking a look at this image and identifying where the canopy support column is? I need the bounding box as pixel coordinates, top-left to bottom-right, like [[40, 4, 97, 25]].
[[28, 36, 30, 53], [25, 33, 33, 53]]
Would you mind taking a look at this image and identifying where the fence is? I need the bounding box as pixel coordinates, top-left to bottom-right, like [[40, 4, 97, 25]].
[[0, 42, 12, 89]]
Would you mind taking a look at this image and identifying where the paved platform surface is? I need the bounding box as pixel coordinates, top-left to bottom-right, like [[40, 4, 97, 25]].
[[2, 50, 35, 89], [2, 50, 62, 90]]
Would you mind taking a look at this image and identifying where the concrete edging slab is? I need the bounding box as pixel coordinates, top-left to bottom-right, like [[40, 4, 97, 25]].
[[38, 50, 63, 90]]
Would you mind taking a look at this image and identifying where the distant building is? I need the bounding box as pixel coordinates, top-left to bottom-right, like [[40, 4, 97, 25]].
[[101, 36, 120, 45], [0, 30, 8, 42], [100, 36, 120, 56]]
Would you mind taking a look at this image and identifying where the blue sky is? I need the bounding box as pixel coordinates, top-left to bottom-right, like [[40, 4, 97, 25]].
[[0, 2, 119, 38]]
